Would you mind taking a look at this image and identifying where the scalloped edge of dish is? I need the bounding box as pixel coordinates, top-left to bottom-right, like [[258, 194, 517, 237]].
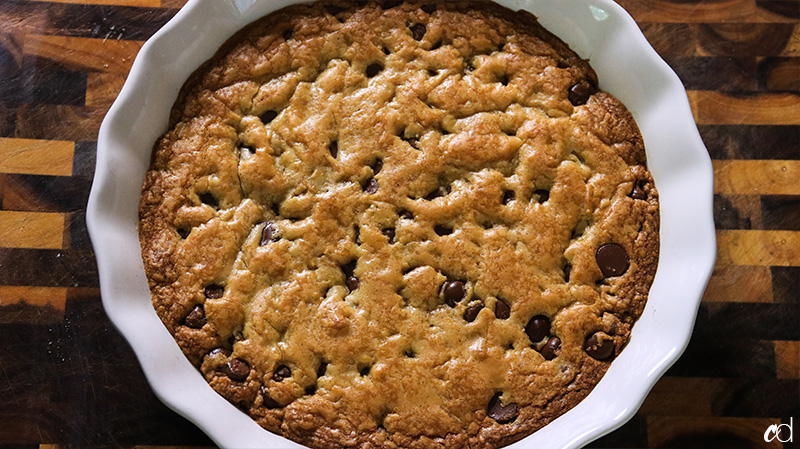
[[86, 1, 716, 448]]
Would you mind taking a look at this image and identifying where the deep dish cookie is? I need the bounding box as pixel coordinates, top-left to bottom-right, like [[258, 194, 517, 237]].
[[138, 1, 659, 448]]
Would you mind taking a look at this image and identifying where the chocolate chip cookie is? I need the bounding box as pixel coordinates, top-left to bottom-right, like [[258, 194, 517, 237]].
[[138, 1, 659, 447]]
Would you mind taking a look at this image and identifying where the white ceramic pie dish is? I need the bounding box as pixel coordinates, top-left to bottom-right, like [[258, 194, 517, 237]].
[[86, 0, 716, 448]]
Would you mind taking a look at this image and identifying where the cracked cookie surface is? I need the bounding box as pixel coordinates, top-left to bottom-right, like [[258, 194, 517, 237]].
[[138, 1, 659, 448]]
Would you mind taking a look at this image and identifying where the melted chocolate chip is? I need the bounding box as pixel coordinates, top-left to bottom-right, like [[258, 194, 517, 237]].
[[420, 3, 436, 13], [325, 5, 344, 15], [404, 137, 420, 149], [398, 209, 414, 219], [411, 23, 426, 41], [535, 189, 550, 203], [305, 384, 317, 395], [354, 225, 361, 245], [382, 228, 395, 243], [273, 365, 292, 381], [585, 332, 615, 360], [346, 276, 360, 291], [204, 284, 224, 299], [405, 348, 416, 358], [540, 336, 561, 360], [371, 159, 383, 174], [261, 110, 278, 123], [425, 186, 450, 201], [282, 29, 293, 41], [329, 141, 338, 158], [499, 74, 509, 86], [487, 393, 518, 424], [569, 80, 597, 106], [359, 364, 371, 376], [261, 387, 282, 409], [494, 299, 511, 320], [364, 178, 379, 194], [596, 243, 629, 277], [631, 180, 647, 200], [434, 224, 453, 236], [317, 361, 328, 377], [443, 281, 466, 307], [525, 315, 550, 342], [502, 190, 515, 205], [224, 358, 251, 381], [199, 192, 218, 209], [564, 264, 572, 282], [184, 305, 206, 328], [208, 347, 231, 358], [463, 303, 483, 322], [557, 60, 569, 69], [366, 63, 383, 78], [177, 227, 190, 239], [260, 222, 279, 245], [382, 0, 402, 9]]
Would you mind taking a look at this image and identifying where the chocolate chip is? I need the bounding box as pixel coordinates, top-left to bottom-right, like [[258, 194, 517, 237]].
[[585, 332, 615, 360], [535, 189, 549, 203], [405, 348, 416, 358], [487, 393, 518, 424], [494, 299, 511, 320], [325, 5, 344, 15], [305, 384, 317, 395], [398, 209, 413, 219], [359, 364, 371, 376], [383, 46, 391, 55], [443, 281, 466, 307], [366, 63, 383, 78], [569, 80, 597, 106], [499, 74, 509, 86], [184, 305, 206, 328], [224, 358, 251, 381], [261, 387, 282, 409], [382, 228, 395, 243], [411, 23, 426, 41], [403, 137, 419, 149], [208, 347, 231, 358], [540, 336, 561, 360], [371, 159, 383, 174], [273, 364, 292, 381], [204, 284, 224, 299], [354, 225, 361, 245], [329, 140, 338, 158], [346, 276, 360, 291], [261, 110, 278, 123], [177, 227, 190, 239], [199, 192, 218, 209], [525, 315, 550, 342], [596, 243, 629, 277], [420, 3, 436, 13], [364, 177, 379, 194], [463, 303, 483, 322], [425, 186, 449, 200], [564, 264, 572, 282], [631, 180, 647, 200], [317, 361, 328, 377], [434, 224, 452, 236], [282, 29, 293, 41], [502, 190, 515, 205], [260, 222, 279, 245], [557, 60, 569, 69], [382, 0, 402, 8], [342, 260, 356, 276]]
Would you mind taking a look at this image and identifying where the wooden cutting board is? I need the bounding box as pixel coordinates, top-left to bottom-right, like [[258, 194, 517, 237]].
[[0, 0, 797, 448]]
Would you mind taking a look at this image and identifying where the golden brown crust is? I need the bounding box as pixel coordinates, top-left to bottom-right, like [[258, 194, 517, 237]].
[[138, 1, 660, 448]]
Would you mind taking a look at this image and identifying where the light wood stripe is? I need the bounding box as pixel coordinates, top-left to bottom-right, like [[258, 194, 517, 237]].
[[717, 230, 800, 267], [0, 286, 67, 310], [775, 341, 800, 379], [29, 0, 160, 6], [616, 0, 797, 23], [85, 72, 127, 108], [714, 160, 800, 195], [647, 416, 781, 448], [702, 265, 772, 303], [691, 91, 800, 125], [23, 34, 144, 75], [0, 211, 65, 250], [0, 138, 74, 176]]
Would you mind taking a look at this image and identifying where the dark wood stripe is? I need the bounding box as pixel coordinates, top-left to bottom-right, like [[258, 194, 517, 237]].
[[0, 301, 62, 325], [665, 56, 758, 91], [0, 174, 91, 212], [15, 104, 104, 141], [71, 141, 96, 178], [639, 23, 696, 57], [0, 249, 98, 287], [695, 303, 799, 340], [666, 338, 776, 378], [65, 210, 91, 251], [714, 194, 760, 230], [699, 125, 800, 159], [758, 57, 800, 92], [698, 23, 796, 57], [771, 267, 800, 304], [0, 103, 15, 138], [757, 1, 800, 20], [720, 378, 800, 417], [11, 55, 88, 106], [761, 195, 800, 231]]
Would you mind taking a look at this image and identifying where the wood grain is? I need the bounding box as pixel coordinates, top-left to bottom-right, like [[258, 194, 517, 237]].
[[774, 340, 800, 379], [0, 211, 64, 249], [23, 34, 143, 74], [0, 138, 74, 176], [30, 0, 161, 7], [693, 91, 800, 125], [714, 160, 800, 195], [647, 416, 782, 449], [703, 265, 773, 302], [717, 230, 800, 266], [0, 285, 66, 309]]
